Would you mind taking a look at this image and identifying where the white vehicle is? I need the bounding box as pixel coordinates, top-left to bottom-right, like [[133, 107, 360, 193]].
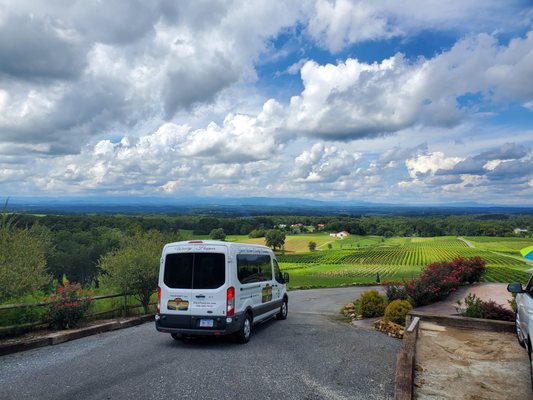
[[155, 240, 289, 343], [508, 278, 533, 387]]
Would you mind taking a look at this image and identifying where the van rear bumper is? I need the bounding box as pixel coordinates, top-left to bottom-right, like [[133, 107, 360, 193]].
[[155, 312, 244, 336]]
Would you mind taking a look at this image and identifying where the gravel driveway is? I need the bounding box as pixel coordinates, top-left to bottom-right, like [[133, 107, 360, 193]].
[[0, 287, 400, 400]]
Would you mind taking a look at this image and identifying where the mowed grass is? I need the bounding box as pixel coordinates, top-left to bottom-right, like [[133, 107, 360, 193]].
[[463, 236, 533, 256]]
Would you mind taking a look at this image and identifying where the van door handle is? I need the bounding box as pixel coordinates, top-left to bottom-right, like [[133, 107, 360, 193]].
[[195, 295, 205, 299]]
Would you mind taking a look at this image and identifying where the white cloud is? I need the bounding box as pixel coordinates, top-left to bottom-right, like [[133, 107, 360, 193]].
[[307, 0, 528, 52], [291, 142, 361, 182], [406, 152, 464, 178]]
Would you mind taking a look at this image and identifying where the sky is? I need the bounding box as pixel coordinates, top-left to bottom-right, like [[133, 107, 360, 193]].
[[0, 0, 532, 205]]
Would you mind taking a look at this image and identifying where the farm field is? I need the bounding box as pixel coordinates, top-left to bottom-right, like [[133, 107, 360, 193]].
[[177, 232, 532, 288], [276, 236, 533, 288]]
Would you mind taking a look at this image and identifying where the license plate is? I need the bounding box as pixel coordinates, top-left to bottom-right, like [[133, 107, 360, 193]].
[[199, 319, 213, 328]]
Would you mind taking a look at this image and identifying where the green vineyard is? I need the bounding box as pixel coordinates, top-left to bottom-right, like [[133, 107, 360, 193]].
[[278, 237, 532, 288]]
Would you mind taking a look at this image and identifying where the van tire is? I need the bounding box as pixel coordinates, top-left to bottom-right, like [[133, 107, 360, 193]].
[[236, 313, 252, 344], [277, 299, 288, 320], [171, 333, 182, 340]]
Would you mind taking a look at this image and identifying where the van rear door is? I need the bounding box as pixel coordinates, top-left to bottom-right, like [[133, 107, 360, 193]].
[[162, 243, 228, 323]]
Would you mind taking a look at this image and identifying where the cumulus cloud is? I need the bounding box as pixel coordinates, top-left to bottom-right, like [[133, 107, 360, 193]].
[[291, 142, 361, 182], [284, 32, 533, 140], [307, 0, 528, 52]]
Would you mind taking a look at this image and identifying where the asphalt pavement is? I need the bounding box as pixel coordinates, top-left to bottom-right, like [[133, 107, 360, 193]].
[[0, 287, 400, 400]]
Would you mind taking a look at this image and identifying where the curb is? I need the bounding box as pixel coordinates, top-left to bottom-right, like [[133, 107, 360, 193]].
[[0, 314, 154, 357]]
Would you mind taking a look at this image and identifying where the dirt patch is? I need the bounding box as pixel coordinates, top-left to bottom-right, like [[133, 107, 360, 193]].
[[414, 321, 531, 399]]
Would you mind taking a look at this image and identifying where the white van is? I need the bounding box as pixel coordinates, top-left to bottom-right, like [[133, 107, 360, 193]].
[[155, 240, 289, 343]]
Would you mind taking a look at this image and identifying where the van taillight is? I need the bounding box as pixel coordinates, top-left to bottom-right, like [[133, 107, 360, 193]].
[[157, 286, 161, 314], [227, 287, 235, 317]]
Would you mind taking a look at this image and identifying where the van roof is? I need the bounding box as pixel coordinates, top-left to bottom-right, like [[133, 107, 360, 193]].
[[162, 240, 271, 251]]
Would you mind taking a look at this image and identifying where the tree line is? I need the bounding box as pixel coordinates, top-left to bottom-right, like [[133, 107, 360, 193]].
[[2, 211, 532, 305]]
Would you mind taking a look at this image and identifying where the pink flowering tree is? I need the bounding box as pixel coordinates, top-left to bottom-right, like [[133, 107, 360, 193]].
[[46, 282, 93, 329]]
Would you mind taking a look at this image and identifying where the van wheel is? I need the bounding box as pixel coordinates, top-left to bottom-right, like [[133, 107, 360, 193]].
[[171, 333, 186, 340], [236, 313, 252, 344], [277, 299, 288, 320]]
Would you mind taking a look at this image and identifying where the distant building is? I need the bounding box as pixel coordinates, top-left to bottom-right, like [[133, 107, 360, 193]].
[[514, 228, 528, 235], [330, 231, 350, 238]]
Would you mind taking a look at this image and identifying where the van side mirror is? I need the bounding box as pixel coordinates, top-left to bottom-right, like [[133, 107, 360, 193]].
[[507, 283, 524, 293], [283, 272, 289, 283]]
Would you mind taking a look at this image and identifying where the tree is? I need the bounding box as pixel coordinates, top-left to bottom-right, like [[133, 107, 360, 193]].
[[99, 230, 167, 313], [0, 211, 49, 302], [209, 228, 226, 241], [308, 241, 317, 251], [265, 229, 286, 251]]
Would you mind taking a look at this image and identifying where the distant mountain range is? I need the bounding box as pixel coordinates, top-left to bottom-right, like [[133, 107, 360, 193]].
[[4, 196, 533, 216]]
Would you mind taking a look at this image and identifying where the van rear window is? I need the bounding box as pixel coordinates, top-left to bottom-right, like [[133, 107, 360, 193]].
[[164, 253, 225, 289], [237, 254, 272, 283]]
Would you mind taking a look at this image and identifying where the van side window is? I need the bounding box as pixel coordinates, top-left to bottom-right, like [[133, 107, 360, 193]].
[[273, 260, 283, 283], [237, 254, 273, 283]]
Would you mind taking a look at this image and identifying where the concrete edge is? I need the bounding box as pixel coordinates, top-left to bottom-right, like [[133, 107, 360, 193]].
[[409, 311, 515, 332], [394, 311, 516, 400], [0, 314, 154, 357]]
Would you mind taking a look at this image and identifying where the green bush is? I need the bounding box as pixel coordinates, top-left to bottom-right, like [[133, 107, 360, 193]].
[[384, 300, 413, 325], [359, 290, 387, 318]]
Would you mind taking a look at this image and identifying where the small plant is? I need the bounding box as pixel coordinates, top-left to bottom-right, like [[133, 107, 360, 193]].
[[384, 300, 413, 325], [359, 290, 387, 318], [456, 293, 514, 321], [456, 293, 482, 318], [46, 282, 94, 329]]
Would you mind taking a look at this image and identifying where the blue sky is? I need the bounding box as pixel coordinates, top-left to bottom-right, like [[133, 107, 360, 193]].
[[0, 0, 532, 204]]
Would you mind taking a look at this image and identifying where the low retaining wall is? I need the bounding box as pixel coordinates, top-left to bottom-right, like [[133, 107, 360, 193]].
[[394, 312, 515, 400]]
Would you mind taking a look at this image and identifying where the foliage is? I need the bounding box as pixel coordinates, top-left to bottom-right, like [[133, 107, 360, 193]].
[[403, 257, 487, 306], [265, 229, 286, 251], [384, 300, 412, 325], [456, 293, 514, 321], [308, 241, 317, 251], [249, 228, 266, 238], [99, 230, 168, 313], [359, 290, 388, 318], [209, 228, 226, 241], [384, 283, 409, 302], [509, 294, 517, 314], [0, 209, 50, 303], [46, 282, 93, 329]]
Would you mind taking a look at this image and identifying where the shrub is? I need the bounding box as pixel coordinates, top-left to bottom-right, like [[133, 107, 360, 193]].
[[456, 293, 514, 322], [403, 257, 487, 306], [359, 290, 387, 318], [456, 293, 482, 318], [384, 283, 409, 302], [479, 300, 514, 321], [46, 282, 93, 329], [384, 300, 413, 325]]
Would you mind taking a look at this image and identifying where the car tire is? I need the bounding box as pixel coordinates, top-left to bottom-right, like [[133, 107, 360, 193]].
[[235, 313, 252, 344], [171, 333, 185, 340], [276, 298, 288, 320], [516, 313, 526, 348]]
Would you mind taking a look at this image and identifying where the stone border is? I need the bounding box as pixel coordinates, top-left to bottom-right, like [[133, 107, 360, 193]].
[[0, 314, 154, 357], [394, 312, 515, 400]]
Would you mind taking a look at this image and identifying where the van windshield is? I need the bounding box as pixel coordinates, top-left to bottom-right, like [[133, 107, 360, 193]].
[[164, 252, 225, 289]]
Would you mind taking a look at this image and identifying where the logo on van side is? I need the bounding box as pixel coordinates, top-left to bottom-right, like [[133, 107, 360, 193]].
[[261, 284, 272, 303], [167, 297, 189, 311]]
